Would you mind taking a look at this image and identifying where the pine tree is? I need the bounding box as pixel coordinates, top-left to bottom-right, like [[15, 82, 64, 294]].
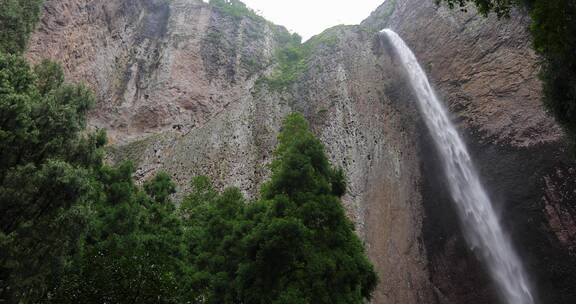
[[180, 176, 248, 303], [179, 114, 378, 304], [49, 167, 193, 304], [0, 53, 101, 302], [238, 113, 378, 304]]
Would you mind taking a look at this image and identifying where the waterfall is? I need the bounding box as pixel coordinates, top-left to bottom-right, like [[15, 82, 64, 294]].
[[380, 29, 535, 304]]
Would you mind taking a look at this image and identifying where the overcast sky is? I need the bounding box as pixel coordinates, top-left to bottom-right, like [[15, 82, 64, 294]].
[[207, 0, 386, 41]]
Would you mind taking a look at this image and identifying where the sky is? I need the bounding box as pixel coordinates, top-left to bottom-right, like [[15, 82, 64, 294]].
[[207, 0, 386, 41]]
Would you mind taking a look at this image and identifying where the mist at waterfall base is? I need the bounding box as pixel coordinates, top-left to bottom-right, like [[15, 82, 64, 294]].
[[380, 29, 535, 304]]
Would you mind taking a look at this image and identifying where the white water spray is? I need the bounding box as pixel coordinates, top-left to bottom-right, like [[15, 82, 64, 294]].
[[380, 29, 535, 304]]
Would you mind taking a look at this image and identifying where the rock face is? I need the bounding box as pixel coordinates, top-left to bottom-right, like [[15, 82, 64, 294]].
[[28, 0, 283, 143], [28, 0, 576, 303]]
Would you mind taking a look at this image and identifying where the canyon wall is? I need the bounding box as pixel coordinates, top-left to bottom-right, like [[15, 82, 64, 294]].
[[28, 0, 576, 303]]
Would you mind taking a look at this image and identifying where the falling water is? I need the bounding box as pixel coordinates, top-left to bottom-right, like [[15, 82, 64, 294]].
[[380, 29, 535, 304]]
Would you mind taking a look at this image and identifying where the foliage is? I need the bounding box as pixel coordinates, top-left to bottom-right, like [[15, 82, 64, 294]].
[[437, 0, 576, 152], [529, 0, 576, 146], [0, 51, 191, 304], [264, 33, 306, 90], [180, 177, 248, 303], [435, 0, 518, 17], [49, 167, 193, 304], [180, 114, 378, 304], [264, 31, 340, 91], [0, 52, 101, 302], [0, 0, 44, 54], [209, 0, 264, 21], [34, 59, 65, 96], [248, 113, 378, 303]]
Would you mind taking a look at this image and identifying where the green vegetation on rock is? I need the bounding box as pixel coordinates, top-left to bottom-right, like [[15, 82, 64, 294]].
[[209, 0, 264, 22], [264, 33, 306, 90], [263, 30, 340, 91], [437, 0, 516, 17], [0, 0, 44, 54]]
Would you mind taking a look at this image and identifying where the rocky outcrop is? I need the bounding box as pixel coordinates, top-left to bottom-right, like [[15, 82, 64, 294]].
[[28, 0, 576, 303]]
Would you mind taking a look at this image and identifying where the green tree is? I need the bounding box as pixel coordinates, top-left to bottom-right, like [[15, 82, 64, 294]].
[[0, 53, 102, 302], [180, 176, 248, 303], [179, 114, 378, 304], [0, 0, 44, 54], [49, 167, 193, 304], [529, 0, 576, 146], [238, 113, 378, 304], [0, 3, 194, 301], [34, 59, 65, 96]]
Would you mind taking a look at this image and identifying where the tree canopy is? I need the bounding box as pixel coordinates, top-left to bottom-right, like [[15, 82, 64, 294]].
[[0, 51, 102, 302], [240, 114, 377, 303]]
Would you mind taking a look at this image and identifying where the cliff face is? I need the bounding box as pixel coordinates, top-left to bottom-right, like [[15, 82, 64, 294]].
[[28, 0, 283, 143], [28, 0, 576, 303]]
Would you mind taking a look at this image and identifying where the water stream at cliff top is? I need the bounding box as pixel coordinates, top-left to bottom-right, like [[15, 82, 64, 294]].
[[380, 29, 535, 304]]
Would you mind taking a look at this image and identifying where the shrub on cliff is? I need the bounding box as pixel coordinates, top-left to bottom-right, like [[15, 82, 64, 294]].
[[209, 0, 264, 21]]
